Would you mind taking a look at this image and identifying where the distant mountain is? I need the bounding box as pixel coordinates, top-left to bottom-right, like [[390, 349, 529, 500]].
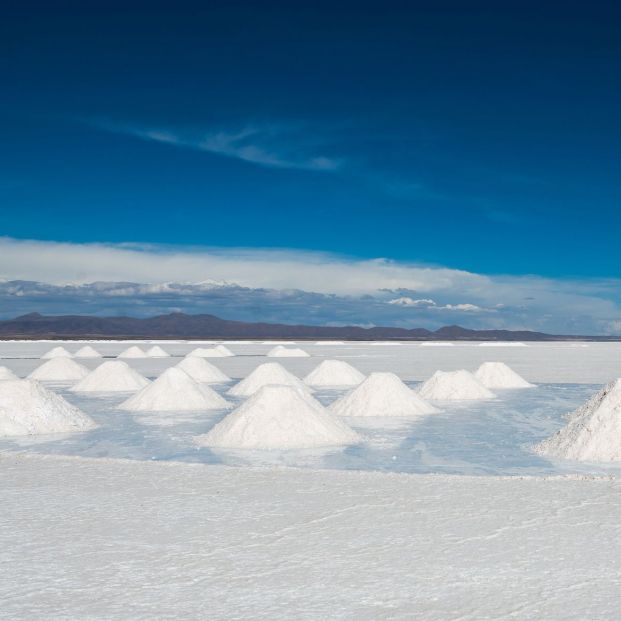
[[0, 312, 609, 341]]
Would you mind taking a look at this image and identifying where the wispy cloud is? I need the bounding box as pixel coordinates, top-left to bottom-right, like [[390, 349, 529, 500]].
[[97, 121, 342, 172]]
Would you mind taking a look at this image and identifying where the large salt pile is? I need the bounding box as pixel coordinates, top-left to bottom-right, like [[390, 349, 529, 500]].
[[304, 360, 365, 388], [330, 372, 437, 417], [267, 345, 310, 358], [175, 356, 231, 383], [188, 345, 234, 358], [419, 370, 496, 400], [0, 366, 19, 381], [474, 362, 534, 389], [196, 385, 361, 449], [227, 362, 311, 397], [71, 361, 151, 393], [534, 379, 621, 462], [118, 346, 147, 359], [28, 357, 90, 382], [0, 379, 96, 436], [146, 345, 170, 358], [120, 367, 231, 412], [41, 346, 72, 359], [74, 345, 102, 358]]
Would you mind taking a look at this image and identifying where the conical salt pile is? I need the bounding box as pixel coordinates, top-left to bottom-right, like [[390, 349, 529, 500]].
[[188, 346, 233, 358], [216, 345, 235, 357], [418, 370, 496, 400], [146, 345, 170, 358], [267, 345, 310, 358], [0, 366, 19, 381], [474, 362, 534, 389], [71, 360, 151, 393], [304, 360, 365, 388], [196, 384, 361, 449], [330, 372, 437, 417], [28, 357, 90, 382], [534, 378, 621, 462], [0, 379, 96, 437], [175, 356, 231, 383], [41, 346, 72, 359], [119, 367, 231, 412], [227, 362, 311, 398], [74, 345, 102, 358], [118, 345, 147, 359]]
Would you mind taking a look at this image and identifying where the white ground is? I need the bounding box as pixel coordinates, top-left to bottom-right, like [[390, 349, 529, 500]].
[[1, 340, 621, 618]]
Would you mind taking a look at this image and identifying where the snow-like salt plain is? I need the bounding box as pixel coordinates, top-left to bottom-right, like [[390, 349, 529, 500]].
[[2, 340, 621, 619]]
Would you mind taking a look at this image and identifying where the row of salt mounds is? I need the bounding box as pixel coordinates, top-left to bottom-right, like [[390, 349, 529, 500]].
[[474, 362, 533, 389], [71, 361, 150, 393], [227, 362, 311, 397], [146, 345, 170, 358], [533, 379, 621, 462], [41, 346, 72, 359], [28, 358, 89, 382], [267, 345, 310, 358], [419, 370, 496, 400], [120, 368, 231, 412], [0, 379, 96, 437], [0, 366, 19, 381], [304, 360, 365, 388], [196, 385, 361, 449], [118, 345, 147, 359], [188, 345, 234, 358], [331, 372, 437, 418], [176, 356, 231, 383], [74, 345, 102, 358]]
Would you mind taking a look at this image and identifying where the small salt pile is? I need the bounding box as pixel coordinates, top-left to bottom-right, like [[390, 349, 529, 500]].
[[146, 345, 170, 358], [474, 362, 534, 389], [418, 370, 496, 400], [267, 345, 310, 358], [227, 362, 311, 397], [117, 346, 147, 359], [196, 384, 361, 449], [28, 357, 90, 382], [331, 372, 437, 417], [74, 345, 102, 358], [41, 346, 72, 359], [534, 379, 621, 462], [188, 345, 234, 358], [120, 367, 231, 412], [0, 366, 19, 381], [215, 345, 235, 357], [175, 356, 231, 383], [0, 379, 96, 437], [304, 360, 365, 388], [71, 360, 150, 393]]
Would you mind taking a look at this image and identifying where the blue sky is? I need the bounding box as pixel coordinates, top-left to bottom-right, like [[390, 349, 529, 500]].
[[1, 2, 621, 332]]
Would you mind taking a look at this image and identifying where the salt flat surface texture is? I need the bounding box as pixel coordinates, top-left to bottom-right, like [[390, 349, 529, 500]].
[[1, 453, 620, 621]]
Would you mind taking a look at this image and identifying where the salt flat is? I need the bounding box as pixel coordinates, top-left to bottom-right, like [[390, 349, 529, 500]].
[[1, 453, 619, 621]]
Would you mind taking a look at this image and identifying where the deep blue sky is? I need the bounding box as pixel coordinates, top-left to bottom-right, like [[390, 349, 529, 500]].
[[2, 1, 621, 278]]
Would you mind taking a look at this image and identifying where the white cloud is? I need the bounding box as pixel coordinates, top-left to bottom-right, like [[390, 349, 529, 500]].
[[388, 297, 436, 307]]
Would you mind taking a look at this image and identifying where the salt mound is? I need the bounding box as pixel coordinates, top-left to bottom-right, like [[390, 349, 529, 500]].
[[146, 345, 170, 358], [0, 379, 96, 436], [196, 384, 361, 449], [267, 345, 310, 358], [418, 370, 496, 400], [189, 346, 233, 358], [28, 357, 89, 382], [0, 366, 19, 381], [474, 362, 534, 389], [118, 346, 147, 359], [71, 360, 151, 393], [304, 360, 365, 387], [227, 362, 311, 397], [330, 372, 437, 417], [176, 356, 231, 383], [120, 367, 231, 412], [41, 346, 72, 359], [74, 345, 102, 358], [534, 379, 621, 462]]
